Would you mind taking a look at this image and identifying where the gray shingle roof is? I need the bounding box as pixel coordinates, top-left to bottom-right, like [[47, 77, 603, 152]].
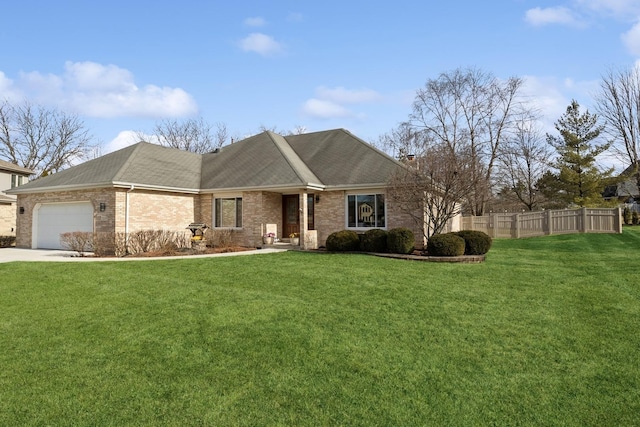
[[200, 131, 322, 190], [9, 142, 202, 193], [287, 129, 401, 187], [9, 129, 402, 194]]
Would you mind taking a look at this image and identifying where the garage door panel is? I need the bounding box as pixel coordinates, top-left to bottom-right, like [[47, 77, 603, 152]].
[[36, 202, 94, 249]]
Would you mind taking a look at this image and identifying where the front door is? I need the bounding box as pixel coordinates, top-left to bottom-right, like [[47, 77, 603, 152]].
[[283, 195, 299, 238]]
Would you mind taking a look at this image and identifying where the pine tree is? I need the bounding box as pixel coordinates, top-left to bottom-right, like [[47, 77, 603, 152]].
[[542, 100, 613, 207]]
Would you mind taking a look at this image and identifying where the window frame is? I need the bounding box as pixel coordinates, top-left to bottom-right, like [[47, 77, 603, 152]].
[[345, 192, 387, 230], [213, 196, 243, 228]]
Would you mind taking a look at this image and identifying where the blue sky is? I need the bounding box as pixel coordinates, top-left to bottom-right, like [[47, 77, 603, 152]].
[[1, 0, 640, 155]]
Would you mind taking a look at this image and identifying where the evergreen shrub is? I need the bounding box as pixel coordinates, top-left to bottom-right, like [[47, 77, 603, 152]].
[[387, 227, 415, 254], [427, 233, 465, 257], [360, 229, 388, 253], [454, 230, 492, 255], [326, 230, 360, 252]]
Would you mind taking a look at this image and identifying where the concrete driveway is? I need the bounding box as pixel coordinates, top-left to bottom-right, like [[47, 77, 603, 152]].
[[0, 247, 287, 263]]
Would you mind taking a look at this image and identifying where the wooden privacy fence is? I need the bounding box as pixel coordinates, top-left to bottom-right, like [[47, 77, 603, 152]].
[[461, 207, 623, 239]]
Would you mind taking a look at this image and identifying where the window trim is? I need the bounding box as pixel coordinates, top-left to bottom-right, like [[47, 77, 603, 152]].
[[213, 196, 243, 229], [345, 191, 387, 230]]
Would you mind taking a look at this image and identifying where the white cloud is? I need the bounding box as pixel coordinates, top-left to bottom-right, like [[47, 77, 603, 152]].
[[576, 0, 640, 17], [301, 86, 382, 119], [521, 75, 598, 134], [0, 61, 198, 119], [302, 99, 354, 119], [0, 71, 23, 100], [244, 17, 266, 27], [525, 6, 584, 27], [238, 33, 284, 56], [622, 20, 640, 55], [103, 130, 141, 153], [103, 130, 164, 154]]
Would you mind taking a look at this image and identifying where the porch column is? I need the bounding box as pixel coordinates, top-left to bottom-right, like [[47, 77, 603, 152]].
[[299, 190, 308, 248]]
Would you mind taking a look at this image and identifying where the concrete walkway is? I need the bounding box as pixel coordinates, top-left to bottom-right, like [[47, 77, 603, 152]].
[[0, 247, 289, 263]]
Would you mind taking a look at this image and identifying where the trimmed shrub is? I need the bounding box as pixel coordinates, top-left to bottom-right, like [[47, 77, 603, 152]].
[[454, 230, 492, 255], [633, 211, 640, 226], [360, 229, 388, 253], [387, 227, 415, 254], [326, 230, 360, 252], [427, 233, 465, 257]]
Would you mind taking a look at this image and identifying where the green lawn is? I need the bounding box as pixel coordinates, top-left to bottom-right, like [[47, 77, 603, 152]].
[[1, 229, 640, 426]]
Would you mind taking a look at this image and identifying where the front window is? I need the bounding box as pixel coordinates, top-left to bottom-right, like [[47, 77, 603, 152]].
[[347, 194, 385, 228], [215, 197, 242, 228]]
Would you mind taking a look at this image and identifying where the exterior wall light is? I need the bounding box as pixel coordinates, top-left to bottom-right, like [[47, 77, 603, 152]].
[[315, 194, 320, 203], [99, 202, 106, 212], [19, 207, 24, 214]]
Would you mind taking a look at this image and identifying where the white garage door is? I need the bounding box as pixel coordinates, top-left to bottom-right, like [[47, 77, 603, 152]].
[[36, 202, 94, 249]]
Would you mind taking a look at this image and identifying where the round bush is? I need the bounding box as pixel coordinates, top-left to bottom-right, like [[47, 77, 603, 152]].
[[326, 230, 360, 252], [454, 230, 492, 255], [427, 233, 465, 257], [360, 229, 388, 253], [387, 227, 415, 254]]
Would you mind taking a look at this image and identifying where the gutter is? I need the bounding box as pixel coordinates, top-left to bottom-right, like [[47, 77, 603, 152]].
[[125, 185, 135, 237]]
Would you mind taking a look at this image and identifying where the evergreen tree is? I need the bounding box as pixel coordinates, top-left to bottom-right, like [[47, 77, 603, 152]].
[[541, 100, 613, 207]]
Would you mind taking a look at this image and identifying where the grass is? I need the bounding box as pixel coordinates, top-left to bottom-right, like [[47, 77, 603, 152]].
[[1, 228, 640, 426]]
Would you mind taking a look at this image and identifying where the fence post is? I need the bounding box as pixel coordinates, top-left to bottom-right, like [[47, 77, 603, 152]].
[[581, 207, 588, 232], [493, 213, 499, 238], [616, 207, 623, 234], [547, 209, 553, 235], [515, 213, 520, 238]]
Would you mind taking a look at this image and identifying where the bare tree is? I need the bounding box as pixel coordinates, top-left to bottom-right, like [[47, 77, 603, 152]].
[[147, 118, 228, 153], [387, 132, 477, 241], [595, 66, 640, 194], [0, 100, 93, 177], [496, 114, 552, 210], [407, 67, 524, 215]]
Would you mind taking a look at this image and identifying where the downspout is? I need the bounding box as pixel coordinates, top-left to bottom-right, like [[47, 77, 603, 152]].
[[125, 185, 135, 249]]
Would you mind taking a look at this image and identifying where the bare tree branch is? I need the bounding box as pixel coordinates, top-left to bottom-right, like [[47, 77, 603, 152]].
[[595, 66, 640, 194], [0, 100, 93, 177]]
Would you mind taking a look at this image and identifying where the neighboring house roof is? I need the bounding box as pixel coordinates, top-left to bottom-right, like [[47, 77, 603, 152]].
[[0, 159, 33, 175], [604, 162, 639, 199], [7, 129, 402, 195], [0, 194, 15, 204]]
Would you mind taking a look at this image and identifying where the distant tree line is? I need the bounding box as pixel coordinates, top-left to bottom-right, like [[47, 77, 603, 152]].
[[381, 66, 637, 237]]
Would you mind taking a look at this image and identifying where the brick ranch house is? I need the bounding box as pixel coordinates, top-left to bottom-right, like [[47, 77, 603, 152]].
[[8, 129, 446, 251]]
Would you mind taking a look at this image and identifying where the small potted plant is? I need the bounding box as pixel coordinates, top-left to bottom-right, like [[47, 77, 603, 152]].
[[289, 232, 299, 246], [263, 232, 275, 245]]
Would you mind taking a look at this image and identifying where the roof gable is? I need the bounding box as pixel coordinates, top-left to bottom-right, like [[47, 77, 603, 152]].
[[286, 129, 402, 187], [200, 131, 322, 190]]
